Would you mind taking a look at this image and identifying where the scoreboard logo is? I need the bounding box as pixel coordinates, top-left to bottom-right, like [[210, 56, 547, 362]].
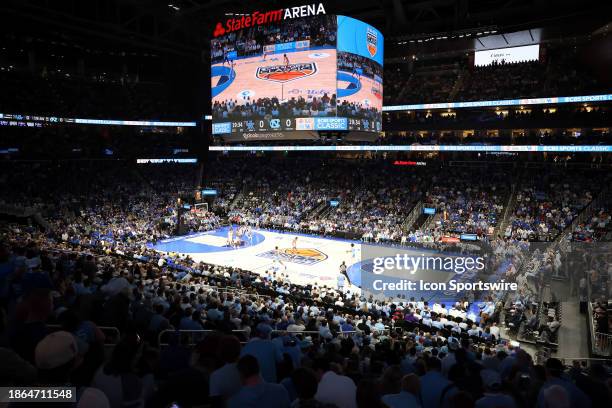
[[256, 62, 317, 83], [214, 3, 326, 37], [366, 27, 378, 57], [213, 22, 226, 37]]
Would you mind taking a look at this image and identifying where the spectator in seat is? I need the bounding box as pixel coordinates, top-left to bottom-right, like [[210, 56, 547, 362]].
[[209, 335, 242, 401], [476, 369, 517, 408], [240, 321, 283, 383], [227, 354, 290, 408], [381, 373, 421, 408], [36, 331, 111, 408], [420, 356, 457, 408], [537, 358, 591, 408], [91, 335, 150, 408], [314, 357, 357, 408], [290, 367, 335, 408]]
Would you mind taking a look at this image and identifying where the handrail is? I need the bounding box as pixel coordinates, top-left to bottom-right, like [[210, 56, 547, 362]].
[[402, 200, 424, 231], [158, 329, 247, 346], [270, 329, 357, 338], [560, 357, 612, 362], [586, 275, 611, 357]]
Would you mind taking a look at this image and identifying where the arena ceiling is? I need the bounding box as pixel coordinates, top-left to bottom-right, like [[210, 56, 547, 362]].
[[2, 0, 610, 59]]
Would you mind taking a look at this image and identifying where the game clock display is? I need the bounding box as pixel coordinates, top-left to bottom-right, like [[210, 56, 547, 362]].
[[211, 12, 383, 138], [234, 118, 296, 133]]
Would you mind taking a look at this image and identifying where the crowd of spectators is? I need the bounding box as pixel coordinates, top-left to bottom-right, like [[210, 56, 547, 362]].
[[398, 69, 459, 106], [212, 94, 337, 121], [506, 172, 600, 241], [211, 14, 336, 64], [210, 159, 609, 244], [457, 61, 545, 102], [1, 158, 612, 407], [0, 70, 190, 120], [572, 207, 611, 242], [426, 168, 510, 236], [337, 100, 382, 121], [223, 159, 425, 241], [383, 46, 604, 105], [338, 52, 383, 81]]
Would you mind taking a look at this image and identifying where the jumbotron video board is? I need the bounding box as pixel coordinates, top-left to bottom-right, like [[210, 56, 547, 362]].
[[211, 4, 383, 140]]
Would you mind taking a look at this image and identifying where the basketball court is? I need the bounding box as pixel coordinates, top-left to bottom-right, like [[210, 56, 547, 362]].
[[148, 226, 493, 304], [211, 48, 338, 105], [337, 70, 383, 112]]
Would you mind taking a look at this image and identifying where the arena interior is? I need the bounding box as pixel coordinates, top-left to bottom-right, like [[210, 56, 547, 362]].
[[1, 1, 611, 407]]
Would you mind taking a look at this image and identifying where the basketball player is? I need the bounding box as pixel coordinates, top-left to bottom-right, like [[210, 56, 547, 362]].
[[291, 236, 298, 253], [346, 243, 358, 260], [283, 53, 290, 70], [246, 225, 253, 244], [337, 271, 345, 293], [227, 227, 234, 247], [272, 246, 285, 272], [339, 261, 351, 286], [235, 226, 243, 248]]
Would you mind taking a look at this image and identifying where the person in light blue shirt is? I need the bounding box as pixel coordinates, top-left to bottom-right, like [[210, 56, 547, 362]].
[[419, 357, 457, 408], [206, 303, 223, 321], [241, 324, 283, 383], [374, 319, 385, 332], [318, 320, 333, 340], [228, 355, 290, 408], [382, 373, 421, 408], [179, 310, 204, 330]]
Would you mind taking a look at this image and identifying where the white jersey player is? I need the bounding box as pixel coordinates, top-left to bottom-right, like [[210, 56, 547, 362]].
[[227, 227, 234, 247], [272, 246, 285, 272], [337, 272, 345, 292], [347, 243, 359, 260], [246, 226, 253, 244], [291, 236, 298, 253]]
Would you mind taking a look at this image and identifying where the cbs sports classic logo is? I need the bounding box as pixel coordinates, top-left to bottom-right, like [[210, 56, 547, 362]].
[[213, 3, 326, 37]]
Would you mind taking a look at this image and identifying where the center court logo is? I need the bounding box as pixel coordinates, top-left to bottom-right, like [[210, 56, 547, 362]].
[[366, 27, 378, 57], [257, 248, 328, 265], [256, 63, 317, 83]]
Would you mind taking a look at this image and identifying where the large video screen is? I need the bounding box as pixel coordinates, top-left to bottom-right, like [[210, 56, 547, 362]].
[[474, 44, 539, 67], [211, 12, 383, 138]]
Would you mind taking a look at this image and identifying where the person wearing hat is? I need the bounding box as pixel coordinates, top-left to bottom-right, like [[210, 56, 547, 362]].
[[313, 357, 357, 408], [35, 331, 110, 408]]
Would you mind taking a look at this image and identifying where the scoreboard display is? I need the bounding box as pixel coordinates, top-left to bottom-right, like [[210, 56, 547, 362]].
[[211, 5, 383, 140]]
